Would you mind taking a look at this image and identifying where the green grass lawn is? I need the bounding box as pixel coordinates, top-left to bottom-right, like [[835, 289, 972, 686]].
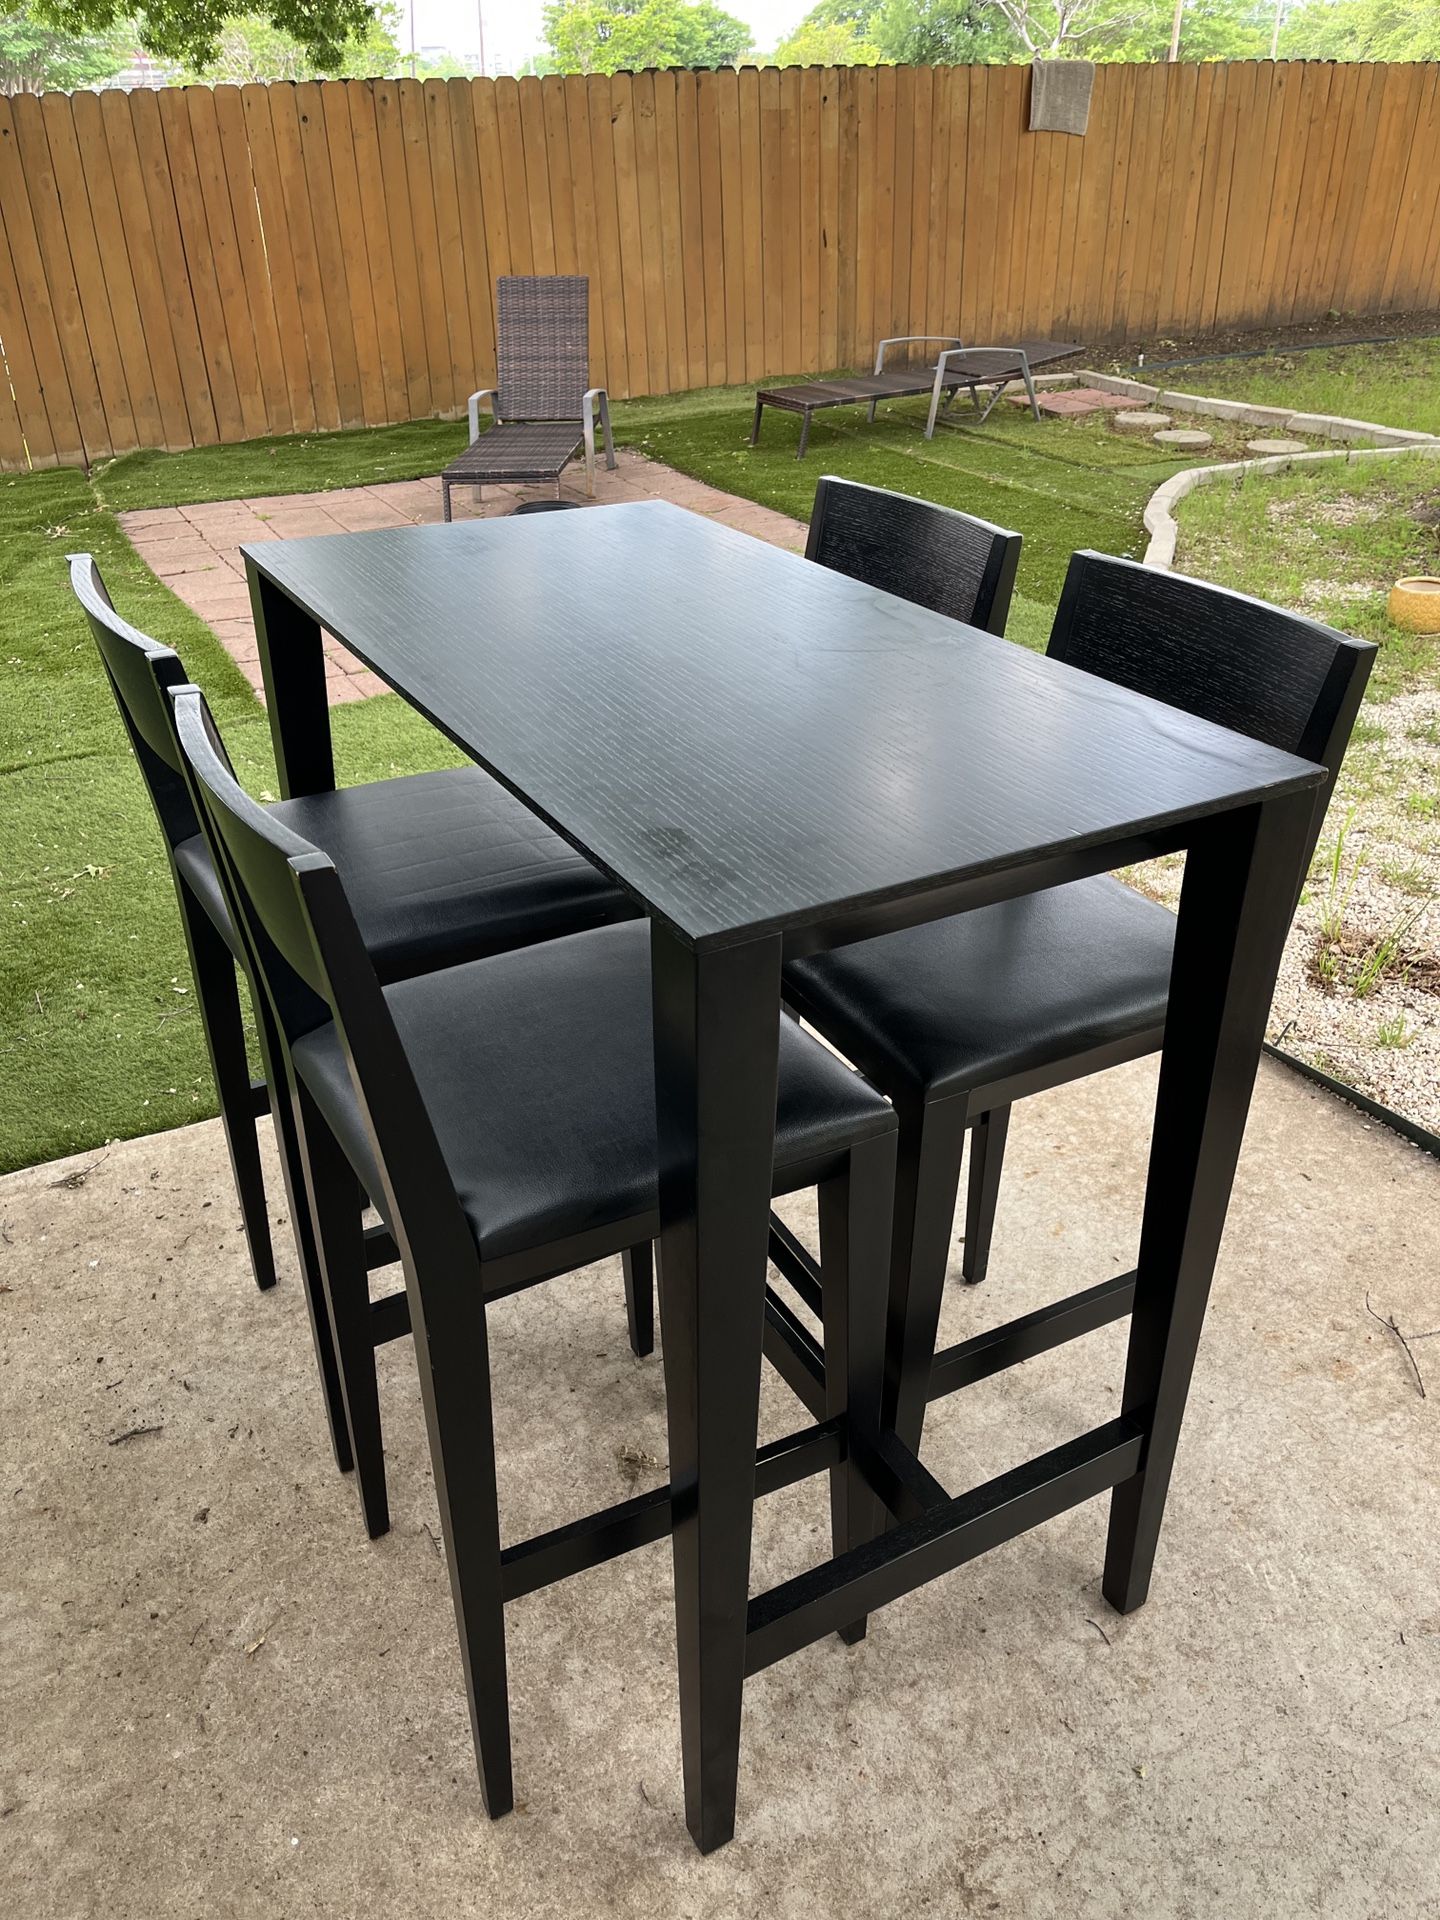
[[3, 365, 1438, 1172], [1134, 335, 1440, 435]]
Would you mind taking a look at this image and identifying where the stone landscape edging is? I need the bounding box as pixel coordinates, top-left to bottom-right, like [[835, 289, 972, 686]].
[[1136, 440, 1440, 569]]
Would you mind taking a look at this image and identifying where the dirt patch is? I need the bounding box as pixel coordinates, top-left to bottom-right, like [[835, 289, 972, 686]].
[[1094, 308, 1440, 368]]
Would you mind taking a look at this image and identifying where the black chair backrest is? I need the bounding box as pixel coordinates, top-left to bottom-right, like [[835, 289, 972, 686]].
[[169, 685, 333, 1025], [170, 684, 457, 1240], [68, 553, 197, 850], [805, 476, 1022, 636], [1048, 551, 1376, 867], [495, 274, 589, 422]]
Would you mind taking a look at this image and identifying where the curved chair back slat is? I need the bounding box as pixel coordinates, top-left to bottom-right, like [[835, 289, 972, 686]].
[[68, 553, 198, 848], [170, 685, 332, 1015], [1048, 551, 1377, 867], [169, 685, 456, 1229], [805, 476, 1023, 636], [495, 275, 590, 422]]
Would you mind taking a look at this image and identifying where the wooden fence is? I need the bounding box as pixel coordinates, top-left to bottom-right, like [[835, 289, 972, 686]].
[[3, 60, 1440, 470]]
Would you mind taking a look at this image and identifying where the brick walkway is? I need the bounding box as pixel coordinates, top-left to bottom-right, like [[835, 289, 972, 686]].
[[119, 452, 807, 706]]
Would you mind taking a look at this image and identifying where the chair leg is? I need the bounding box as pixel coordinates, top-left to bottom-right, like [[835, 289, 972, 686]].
[[623, 1243, 654, 1358], [819, 1131, 896, 1645], [403, 1236, 514, 1818], [749, 397, 763, 446], [962, 1104, 1011, 1286], [264, 1044, 353, 1475], [882, 1094, 971, 1457], [294, 1083, 388, 1538], [179, 893, 277, 1293]]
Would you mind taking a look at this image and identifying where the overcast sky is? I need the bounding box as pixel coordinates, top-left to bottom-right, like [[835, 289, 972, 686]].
[[403, 0, 813, 69]]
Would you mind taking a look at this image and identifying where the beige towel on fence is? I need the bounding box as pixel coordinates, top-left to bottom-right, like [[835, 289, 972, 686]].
[[1029, 60, 1095, 135]]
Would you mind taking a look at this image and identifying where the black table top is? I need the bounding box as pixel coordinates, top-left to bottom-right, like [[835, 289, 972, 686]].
[[245, 502, 1323, 952]]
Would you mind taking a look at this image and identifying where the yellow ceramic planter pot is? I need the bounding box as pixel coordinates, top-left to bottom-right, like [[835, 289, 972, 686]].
[[1388, 577, 1440, 635]]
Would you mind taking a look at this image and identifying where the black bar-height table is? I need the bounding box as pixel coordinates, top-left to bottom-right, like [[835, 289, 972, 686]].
[[244, 502, 1323, 1853]]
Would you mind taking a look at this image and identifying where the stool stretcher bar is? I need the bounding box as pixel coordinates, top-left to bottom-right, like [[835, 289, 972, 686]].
[[744, 1418, 1145, 1676]]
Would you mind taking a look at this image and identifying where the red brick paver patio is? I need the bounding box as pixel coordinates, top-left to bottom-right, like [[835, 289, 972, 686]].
[[119, 453, 807, 705]]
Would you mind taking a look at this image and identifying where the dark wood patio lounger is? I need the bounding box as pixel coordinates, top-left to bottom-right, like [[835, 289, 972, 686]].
[[750, 337, 1083, 457]]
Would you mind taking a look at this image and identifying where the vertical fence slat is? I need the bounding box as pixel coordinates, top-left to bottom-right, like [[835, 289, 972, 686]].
[[0, 186, 58, 466], [240, 83, 314, 433], [941, 69, 969, 342], [609, 73, 648, 397], [184, 85, 268, 439], [585, 74, 632, 396], [674, 70, 708, 393], [995, 67, 1028, 339], [736, 66, 763, 381], [560, 74, 604, 389], [632, 73, 671, 391], [449, 78, 497, 398], [213, 84, 292, 435], [321, 79, 385, 428], [779, 65, 803, 375], [424, 78, 475, 415], [653, 73, 691, 395]]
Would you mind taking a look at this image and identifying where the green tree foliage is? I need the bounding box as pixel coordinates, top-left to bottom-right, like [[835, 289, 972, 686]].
[[873, 0, 1022, 62], [772, 0, 882, 62], [172, 0, 404, 78], [542, 0, 752, 72], [32, 0, 375, 70], [1279, 0, 1440, 59], [0, 0, 127, 88], [770, 0, 1274, 62]]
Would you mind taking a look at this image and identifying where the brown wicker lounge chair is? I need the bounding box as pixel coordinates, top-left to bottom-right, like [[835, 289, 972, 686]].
[[443, 276, 615, 519], [750, 336, 1083, 457]]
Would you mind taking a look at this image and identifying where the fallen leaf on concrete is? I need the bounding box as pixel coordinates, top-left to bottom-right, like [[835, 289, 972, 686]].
[[107, 1424, 163, 1446], [243, 1634, 266, 1657]]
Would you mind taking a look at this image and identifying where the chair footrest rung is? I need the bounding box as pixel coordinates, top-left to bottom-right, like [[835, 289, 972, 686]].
[[369, 1287, 410, 1345], [761, 1283, 826, 1418], [767, 1213, 824, 1317], [499, 1416, 845, 1603], [927, 1270, 1137, 1402], [744, 1418, 1145, 1676], [363, 1221, 399, 1271]]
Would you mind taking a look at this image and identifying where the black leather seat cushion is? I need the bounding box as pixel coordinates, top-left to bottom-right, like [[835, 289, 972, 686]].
[[174, 767, 632, 982], [784, 876, 1175, 1102], [291, 920, 894, 1263]]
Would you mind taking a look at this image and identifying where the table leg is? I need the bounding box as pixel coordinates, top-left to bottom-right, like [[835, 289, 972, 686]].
[[246, 561, 335, 799], [1104, 790, 1314, 1614], [651, 924, 782, 1854]]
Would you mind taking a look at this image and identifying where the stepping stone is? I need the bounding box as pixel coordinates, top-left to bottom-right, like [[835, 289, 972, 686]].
[[1114, 409, 1171, 433], [1246, 437, 1310, 456], [1019, 387, 1137, 417], [1154, 428, 1214, 451]]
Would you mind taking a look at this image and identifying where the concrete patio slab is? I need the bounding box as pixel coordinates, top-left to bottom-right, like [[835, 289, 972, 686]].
[[3, 1056, 1438, 1916], [120, 455, 807, 707]]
